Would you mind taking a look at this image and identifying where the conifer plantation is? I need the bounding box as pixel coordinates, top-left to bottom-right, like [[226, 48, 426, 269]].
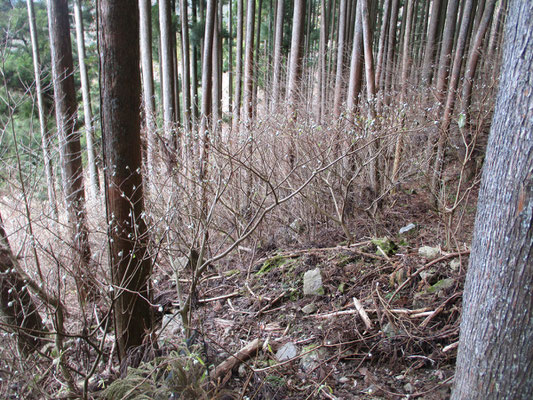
[[0, 0, 531, 398]]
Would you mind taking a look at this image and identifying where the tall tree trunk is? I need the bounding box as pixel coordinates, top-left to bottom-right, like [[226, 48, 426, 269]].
[[179, 0, 192, 135], [47, 0, 94, 303], [26, 0, 57, 219], [384, 0, 399, 104], [431, 0, 475, 193], [252, 0, 263, 115], [287, 0, 306, 117], [73, 0, 99, 199], [434, 0, 460, 105], [98, 0, 153, 362], [318, 0, 327, 121], [139, 0, 157, 188], [421, 0, 442, 86], [345, 0, 363, 117], [374, 0, 390, 90], [360, 0, 379, 197], [452, 2, 533, 396], [333, 0, 347, 118], [271, 0, 284, 111], [228, 1, 233, 114], [391, 0, 415, 183], [232, 0, 244, 133], [198, 0, 217, 193], [191, 0, 200, 125], [0, 213, 46, 354], [242, 0, 255, 132], [159, 0, 176, 155], [461, 0, 498, 121]]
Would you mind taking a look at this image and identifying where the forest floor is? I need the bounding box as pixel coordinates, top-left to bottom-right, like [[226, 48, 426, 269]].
[[147, 184, 477, 400]]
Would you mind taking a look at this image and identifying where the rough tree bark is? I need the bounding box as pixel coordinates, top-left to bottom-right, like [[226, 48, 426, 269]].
[[333, 0, 347, 119], [287, 0, 306, 116], [47, 0, 95, 302], [98, 0, 153, 362], [452, 1, 533, 397]]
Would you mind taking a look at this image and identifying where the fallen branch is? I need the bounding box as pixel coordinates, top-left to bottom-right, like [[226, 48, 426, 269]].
[[311, 307, 431, 319], [442, 341, 459, 352], [210, 338, 263, 381], [197, 292, 240, 304], [353, 297, 373, 330]]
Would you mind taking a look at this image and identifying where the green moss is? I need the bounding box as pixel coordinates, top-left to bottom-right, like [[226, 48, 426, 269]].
[[371, 237, 398, 256], [223, 269, 240, 277], [256, 255, 289, 274]]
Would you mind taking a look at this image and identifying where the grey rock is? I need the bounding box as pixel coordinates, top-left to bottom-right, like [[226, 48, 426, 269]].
[[301, 303, 318, 314], [276, 342, 298, 361], [161, 312, 183, 336], [418, 246, 441, 260], [338, 376, 350, 384], [382, 322, 398, 337], [399, 223, 417, 235], [303, 268, 324, 296], [404, 382, 414, 393], [450, 258, 461, 271]]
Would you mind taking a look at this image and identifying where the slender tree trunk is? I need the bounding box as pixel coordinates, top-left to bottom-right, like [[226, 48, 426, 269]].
[[47, 0, 94, 303], [242, 0, 255, 131], [318, 0, 327, 121], [159, 0, 176, 155], [452, 2, 533, 396], [461, 0, 498, 121], [271, 0, 284, 111], [232, 0, 244, 133], [421, 0, 442, 86], [228, 1, 233, 114], [346, 0, 363, 117], [179, 0, 192, 135], [391, 0, 415, 183], [384, 0, 399, 104], [252, 0, 263, 115], [0, 213, 46, 354], [375, 0, 390, 89], [191, 0, 200, 125], [431, 0, 475, 193], [434, 0, 460, 105], [73, 0, 99, 199], [198, 0, 217, 191], [26, 0, 57, 219], [98, 0, 153, 362], [333, 0, 347, 118], [360, 0, 379, 197], [287, 0, 306, 116], [139, 0, 157, 188]]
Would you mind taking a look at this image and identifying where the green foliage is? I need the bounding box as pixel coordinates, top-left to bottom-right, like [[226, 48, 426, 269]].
[[256, 254, 289, 274]]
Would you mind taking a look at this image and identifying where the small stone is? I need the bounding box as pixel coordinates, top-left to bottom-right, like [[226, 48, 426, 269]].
[[303, 268, 324, 296], [238, 363, 247, 377], [418, 246, 441, 260], [404, 382, 414, 393], [382, 322, 397, 337], [338, 377, 350, 384], [450, 259, 461, 271], [301, 304, 318, 314], [399, 223, 416, 235], [276, 342, 298, 361], [427, 278, 455, 294], [300, 347, 327, 372], [395, 374, 405, 380]]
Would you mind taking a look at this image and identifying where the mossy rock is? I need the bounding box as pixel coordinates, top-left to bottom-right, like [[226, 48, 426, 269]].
[[371, 237, 398, 256]]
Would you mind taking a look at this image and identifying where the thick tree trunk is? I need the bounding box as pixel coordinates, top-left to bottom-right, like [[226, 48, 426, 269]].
[[345, 0, 363, 117], [73, 0, 99, 199], [98, 0, 153, 362], [26, 0, 57, 219], [384, 0, 399, 104], [452, 1, 533, 397], [139, 0, 157, 186], [47, 0, 94, 302], [0, 213, 46, 354], [374, 0, 390, 90]]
